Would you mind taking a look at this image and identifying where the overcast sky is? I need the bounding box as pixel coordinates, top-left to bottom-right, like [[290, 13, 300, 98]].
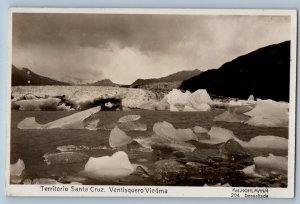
[[12, 13, 291, 84]]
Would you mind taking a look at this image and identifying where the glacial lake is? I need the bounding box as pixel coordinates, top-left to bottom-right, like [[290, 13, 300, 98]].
[[10, 109, 288, 187]]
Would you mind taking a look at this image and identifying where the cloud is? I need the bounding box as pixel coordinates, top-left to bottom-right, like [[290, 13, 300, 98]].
[[12, 13, 291, 84]]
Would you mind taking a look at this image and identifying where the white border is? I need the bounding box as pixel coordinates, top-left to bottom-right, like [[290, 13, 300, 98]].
[[5, 8, 297, 198]]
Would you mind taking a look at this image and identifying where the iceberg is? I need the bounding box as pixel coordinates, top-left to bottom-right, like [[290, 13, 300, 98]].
[[242, 136, 288, 150], [246, 115, 288, 127], [15, 98, 61, 111], [188, 89, 212, 106], [161, 89, 212, 112], [10, 159, 25, 177], [201, 126, 237, 145], [84, 151, 134, 178], [254, 154, 288, 175], [244, 99, 288, 127], [134, 134, 196, 153], [153, 121, 177, 141], [118, 115, 141, 123], [201, 126, 288, 150], [109, 126, 133, 148], [243, 154, 288, 177], [118, 121, 147, 131], [17, 106, 101, 129], [245, 99, 288, 117]]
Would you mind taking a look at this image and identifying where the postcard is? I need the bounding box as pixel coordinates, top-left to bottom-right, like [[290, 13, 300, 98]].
[[6, 8, 297, 198]]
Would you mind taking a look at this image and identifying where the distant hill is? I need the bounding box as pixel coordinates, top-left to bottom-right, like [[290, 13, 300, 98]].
[[131, 69, 202, 87], [11, 65, 70, 86], [180, 41, 290, 102], [89, 79, 119, 87]]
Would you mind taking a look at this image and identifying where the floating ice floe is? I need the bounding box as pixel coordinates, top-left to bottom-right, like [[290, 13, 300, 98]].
[[213, 110, 250, 123], [10, 158, 25, 177], [84, 151, 135, 178], [118, 115, 141, 123], [56, 145, 107, 152], [201, 126, 288, 150], [242, 135, 288, 150], [109, 126, 133, 148], [17, 106, 101, 129], [153, 121, 197, 142], [10, 159, 25, 183], [244, 99, 289, 127], [254, 154, 288, 174], [43, 152, 89, 165], [15, 98, 61, 111], [243, 154, 288, 177], [134, 135, 196, 153]]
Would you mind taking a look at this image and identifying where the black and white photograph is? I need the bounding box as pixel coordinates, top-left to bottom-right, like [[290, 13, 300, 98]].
[[6, 8, 297, 198]]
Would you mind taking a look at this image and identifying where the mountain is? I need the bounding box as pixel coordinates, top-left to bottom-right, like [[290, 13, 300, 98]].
[[11, 65, 70, 86], [180, 41, 290, 102], [131, 69, 202, 87], [89, 79, 119, 87]]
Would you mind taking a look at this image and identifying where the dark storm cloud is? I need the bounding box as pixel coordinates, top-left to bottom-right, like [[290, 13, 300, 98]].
[[12, 13, 291, 84]]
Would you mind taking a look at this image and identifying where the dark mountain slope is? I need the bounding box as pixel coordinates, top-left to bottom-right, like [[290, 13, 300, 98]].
[[131, 69, 202, 87], [180, 41, 290, 102], [12, 65, 70, 86]]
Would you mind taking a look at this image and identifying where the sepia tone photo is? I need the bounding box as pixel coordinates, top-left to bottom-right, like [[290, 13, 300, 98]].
[[7, 8, 296, 197]]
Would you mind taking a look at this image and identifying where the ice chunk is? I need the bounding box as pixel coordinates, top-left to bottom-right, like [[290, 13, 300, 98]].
[[245, 99, 288, 118], [10, 159, 25, 177], [246, 115, 288, 127], [153, 121, 176, 141], [175, 128, 198, 142], [254, 154, 288, 175], [193, 126, 208, 134], [134, 135, 196, 153], [242, 165, 263, 178], [162, 89, 212, 112], [17, 106, 101, 129], [213, 110, 250, 123], [165, 89, 191, 107], [85, 119, 100, 130], [201, 126, 238, 144], [118, 115, 141, 123], [15, 98, 61, 111], [242, 136, 288, 150], [109, 126, 133, 148], [43, 152, 89, 165], [188, 89, 212, 106], [84, 151, 134, 178]]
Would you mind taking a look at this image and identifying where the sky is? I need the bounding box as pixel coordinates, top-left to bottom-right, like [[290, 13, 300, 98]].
[[12, 13, 291, 85]]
